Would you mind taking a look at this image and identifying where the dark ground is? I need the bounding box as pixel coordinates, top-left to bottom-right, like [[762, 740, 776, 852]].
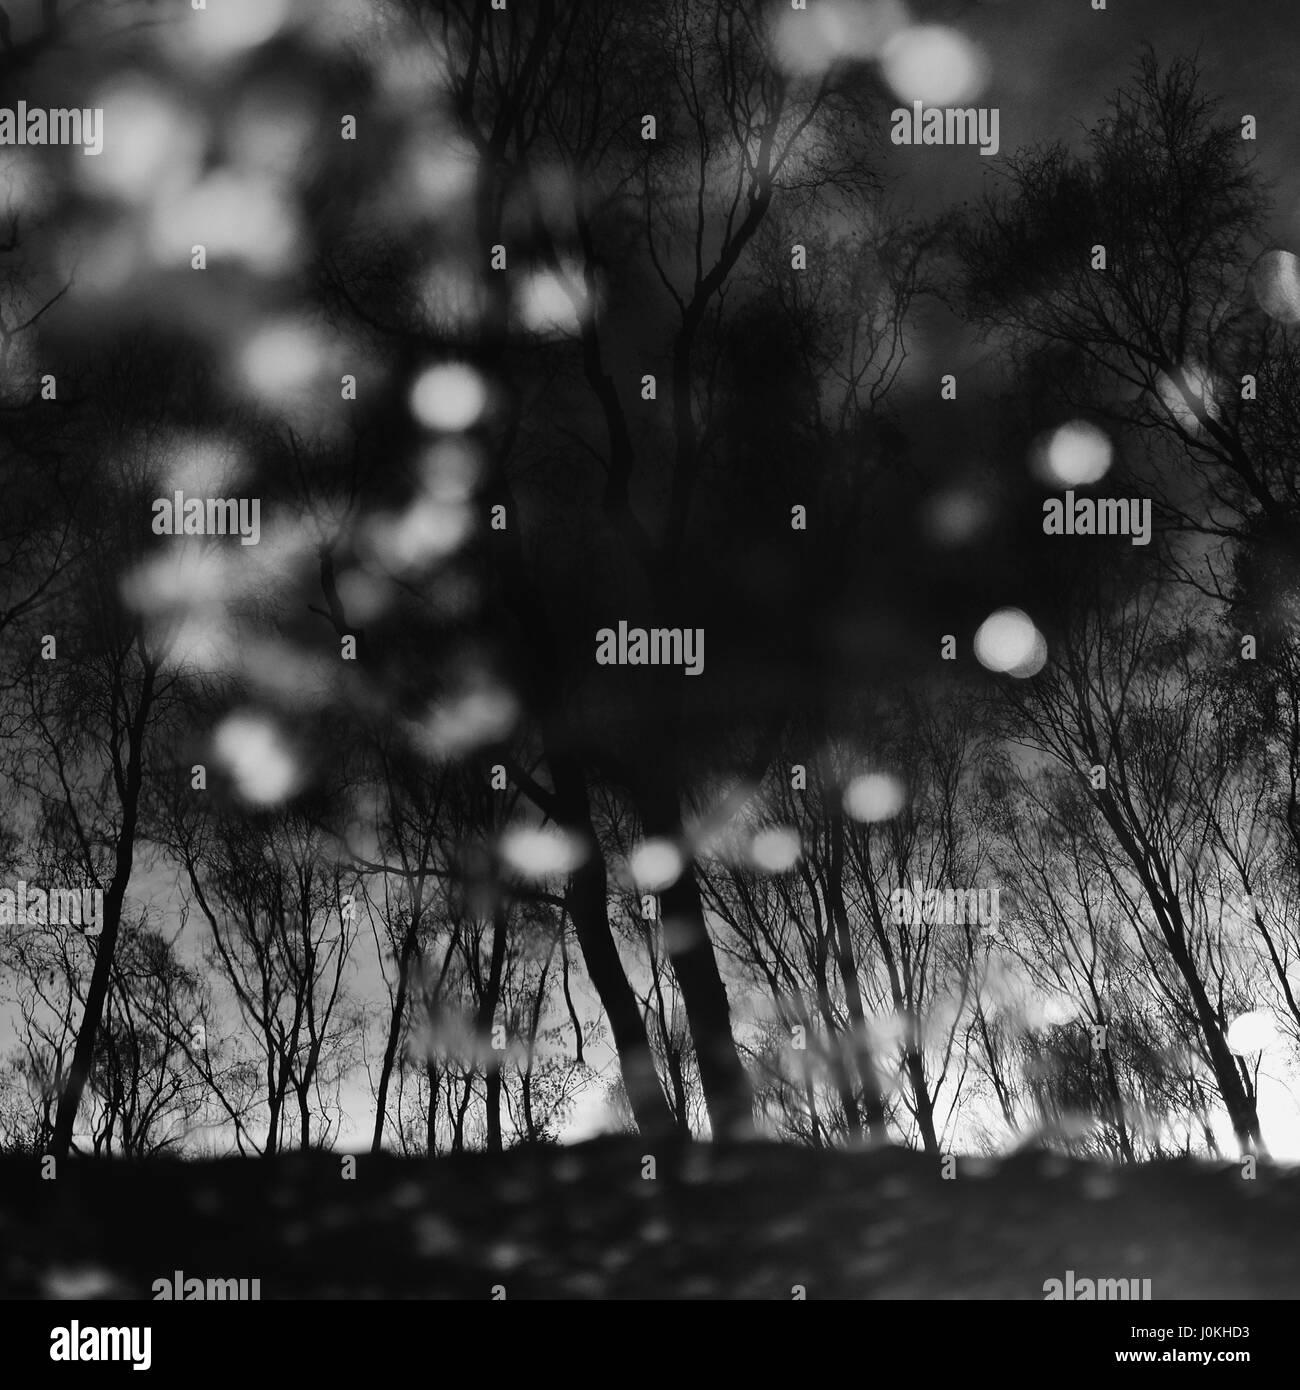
[[3, 1139, 1297, 1300]]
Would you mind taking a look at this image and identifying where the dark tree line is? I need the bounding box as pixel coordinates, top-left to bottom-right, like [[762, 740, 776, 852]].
[[0, 7, 1294, 1162]]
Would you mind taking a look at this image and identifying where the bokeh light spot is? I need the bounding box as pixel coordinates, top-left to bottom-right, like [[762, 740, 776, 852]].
[[1249, 250, 1300, 325], [772, 0, 908, 77], [179, 0, 291, 59], [500, 826, 588, 879], [365, 496, 470, 575], [517, 270, 585, 337], [629, 839, 684, 892], [214, 712, 300, 804], [1227, 1010, 1277, 1055], [1156, 363, 1219, 432], [880, 25, 988, 105], [410, 362, 489, 433], [151, 172, 301, 274], [239, 321, 327, 398], [81, 83, 202, 205], [1032, 420, 1113, 487], [975, 608, 1046, 678], [843, 772, 906, 823], [415, 680, 518, 758], [749, 826, 802, 872], [921, 488, 990, 546]]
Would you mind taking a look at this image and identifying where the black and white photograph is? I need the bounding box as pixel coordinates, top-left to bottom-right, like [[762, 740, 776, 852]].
[[0, 0, 1296, 1360]]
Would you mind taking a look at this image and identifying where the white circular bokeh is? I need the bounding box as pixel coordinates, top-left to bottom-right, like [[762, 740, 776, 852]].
[[974, 608, 1047, 678], [843, 772, 906, 823], [880, 25, 988, 105]]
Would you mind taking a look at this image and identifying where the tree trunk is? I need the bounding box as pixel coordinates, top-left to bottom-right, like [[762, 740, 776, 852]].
[[1181, 958, 1264, 1154], [902, 1040, 940, 1157], [1100, 1043, 1137, 1164], [371, 912, 422, 1154], [550, 751, 676, 1142], [425, 1060, 439, 1155], [50, 664, 155, 1159], [650, 964, 691, 1136], [476, 902, 508, 1153], [827, 806, 890, 1143], [638, 776, 754, 1141], [811, 947, 860, 1139], [452, 1071, 471, 1152]]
